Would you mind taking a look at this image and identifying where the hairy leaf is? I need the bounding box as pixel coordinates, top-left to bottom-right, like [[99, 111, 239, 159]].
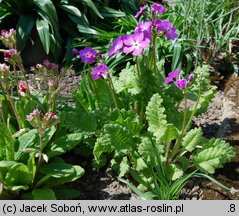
[[193, 138, 235, 174], [146, 93, 167, 140], [182, 128, 203, 152]]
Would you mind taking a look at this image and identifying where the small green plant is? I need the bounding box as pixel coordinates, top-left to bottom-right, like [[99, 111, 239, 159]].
[[72, 2, 236, 200], [0, 29, 84, 200]]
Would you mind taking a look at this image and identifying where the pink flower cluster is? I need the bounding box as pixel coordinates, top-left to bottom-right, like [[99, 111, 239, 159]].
[[0, 29, 16, 48], [164, 71, 194, 89], [73, 3, 179, 81], [75, 46, 108, 80], [26, 109, 60, 128]]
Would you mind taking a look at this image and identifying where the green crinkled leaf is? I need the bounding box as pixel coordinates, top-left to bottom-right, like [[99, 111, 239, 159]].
[[188, 65, 217, 115], [113, 63, 141, 95], [32, 188, 56, 200], [93, 135, 113, 163], [160, 124, 179, 143], [5, 163, 32, 190], [93, 77, 115, 109], [65, 110, 97, 134], [203, 138, 236, 164], [47, 133, 83, 158], [146, 93, 167, 140], [165, 164, 184, 181], [119, 156, 130, 178], [193, 138, 235, 174], [116, 109, 143, 136], [0, 123, 15, 161], [138, 137, 164, 163], [182, 128, 203, 152], [93, 122, 137, 166]]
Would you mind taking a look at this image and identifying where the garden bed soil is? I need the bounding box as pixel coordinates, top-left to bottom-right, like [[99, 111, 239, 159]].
[[61, 72, 239, 200]]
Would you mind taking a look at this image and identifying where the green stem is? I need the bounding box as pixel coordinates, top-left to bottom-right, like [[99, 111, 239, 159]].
[[107, 76, 121, 115], [168, 91, 188, 163], [32, 128, 44, 189], [0, 81, 22, 129], [152, 33, 157, 80]]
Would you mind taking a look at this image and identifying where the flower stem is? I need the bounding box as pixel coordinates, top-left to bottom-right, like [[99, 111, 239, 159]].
[[32, 128, 44, 189], [0, 81, 22, 129], [168, 91, 188, 163], [107, 76, 121, 115], [152, 33, 157, 80]]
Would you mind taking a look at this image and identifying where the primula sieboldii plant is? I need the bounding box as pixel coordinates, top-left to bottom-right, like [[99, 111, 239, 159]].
[[73, 2, 236, 200]]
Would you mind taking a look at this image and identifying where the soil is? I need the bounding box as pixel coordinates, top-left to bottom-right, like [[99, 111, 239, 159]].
[[49, 68, 239, 200]]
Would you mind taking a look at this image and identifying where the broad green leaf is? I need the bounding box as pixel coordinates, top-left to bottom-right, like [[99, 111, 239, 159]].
[[34, 0, 59, 30], [5, 163, 31, 190], [36, 18, 50, 54], [77, 24, 100, 35], [40, 158, 84, 186], [32, 188, 56, 200], [47, 133, 83, 158], [16, 15, 35, 51], [15, 98, 37, 128], [82, 0, 103, 19], [146, 93, 167, 140], [101, 7, 126, 17], [171, 43, 182, 71], [53, 186, 81, 200], [16, 127, 56, 160], [0, 123, 15, 161], [60, 4, 82, 18], [182, 128, 203, 152], [41, 158, 75, 178]]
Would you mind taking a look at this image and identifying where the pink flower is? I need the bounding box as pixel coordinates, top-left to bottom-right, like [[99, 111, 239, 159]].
[[79, 47, 97, 64], [43, 59, 50, 67], [151, 3, 166, 14], [164, 70, 180, 84], [91, 64, 109, 80], [188, 74, 194, 81], [72, 48, 79, 55], [0, 63, 9, 72], [48, 79, 55, 86], [18, 80, 28, 93], [108, 36, 124, 57], [4, 49, 19, 61], [32, 109, 40, 116], [51, 63, 58, 70], [26, 114, 34, 122], [134, 21, 152, 40], [175, 79, 187, 89], [123, 32, 150, 56], [135, 5, 147, 18], [155, 19, 178, 40]]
